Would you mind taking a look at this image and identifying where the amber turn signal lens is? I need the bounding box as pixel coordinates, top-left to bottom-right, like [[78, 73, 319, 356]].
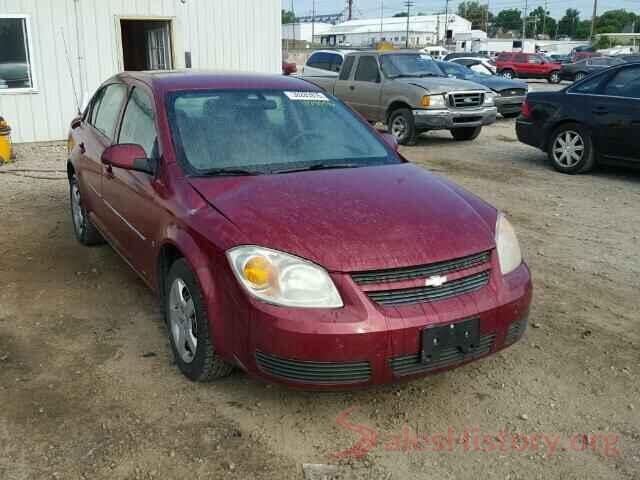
[[421, 95, 431, 107], [243, 256, 274, 288]]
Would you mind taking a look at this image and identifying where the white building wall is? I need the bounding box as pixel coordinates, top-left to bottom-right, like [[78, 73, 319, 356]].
[[0, 0, 281, 143], [282, 22, 332, 43]]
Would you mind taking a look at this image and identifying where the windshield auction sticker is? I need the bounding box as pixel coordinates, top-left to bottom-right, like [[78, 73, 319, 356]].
[[284, 91, 329, 101]]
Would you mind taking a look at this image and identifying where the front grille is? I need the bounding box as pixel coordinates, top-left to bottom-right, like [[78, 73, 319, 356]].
[[389, 332, 496, 376], [351, 251, 490, 285], [505, 317, 528, 344], [255, 351, 371, 384], [366, 270, 490, 306], [449, 92, 484, 108], [500, 88, 526, 97]]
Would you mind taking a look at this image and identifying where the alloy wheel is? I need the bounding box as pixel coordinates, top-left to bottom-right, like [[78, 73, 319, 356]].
[[575, 72, 585, 81], [71, 183, 85, 235], [169, 278, 198, 363], [552, 130, 585, 168], [391, 116, 407, 141]]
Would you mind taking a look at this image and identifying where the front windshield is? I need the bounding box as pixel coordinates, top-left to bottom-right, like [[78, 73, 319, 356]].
[[166, 89, 399, 175], [380, 54, 443, 78]]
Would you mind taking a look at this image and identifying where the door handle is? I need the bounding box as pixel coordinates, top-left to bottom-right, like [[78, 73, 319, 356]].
[[79, 142, 86, 154], [103, 162, 114, 179], [349, 85, 355, 91]]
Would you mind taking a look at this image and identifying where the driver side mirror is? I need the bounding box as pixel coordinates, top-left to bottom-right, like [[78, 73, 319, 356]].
[[381, 133, 398, 151], [101, 144, 154, 174]]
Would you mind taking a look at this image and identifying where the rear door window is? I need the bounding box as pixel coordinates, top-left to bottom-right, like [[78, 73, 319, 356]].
[[603, 67, 640, 99], [514, 54, 527, 63], [92, 84, 128, 140], [307, 52, 332, 71], [339, 56, 355, 80], [354, 56, 380, 83]]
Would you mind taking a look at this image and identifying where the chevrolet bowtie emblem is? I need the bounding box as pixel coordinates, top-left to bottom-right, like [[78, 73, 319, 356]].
[[425, 275, 447, 287]]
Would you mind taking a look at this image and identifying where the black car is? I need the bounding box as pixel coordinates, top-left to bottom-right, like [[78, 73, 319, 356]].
[[559, 56, 624, 82], [437, 61, 528, 118], [516, 63, 640, 174]]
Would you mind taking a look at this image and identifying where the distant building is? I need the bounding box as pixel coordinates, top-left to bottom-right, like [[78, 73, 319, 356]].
[[314, 14, 472, 48], [282, 22, 333, 44]]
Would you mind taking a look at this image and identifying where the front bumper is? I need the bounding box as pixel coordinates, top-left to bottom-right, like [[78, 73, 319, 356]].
[[495, 96, 526, 115], [230, 257, 532, 390], [412, 106, 497, 130]]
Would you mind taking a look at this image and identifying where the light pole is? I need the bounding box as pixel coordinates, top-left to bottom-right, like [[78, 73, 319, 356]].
[[521, 0, 528, 50], [590, 0, 598, 40], [404, 1, 414, 48]]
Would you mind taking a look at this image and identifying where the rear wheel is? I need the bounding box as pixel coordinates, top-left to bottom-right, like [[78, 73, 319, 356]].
[[574, 72, 586, 82], [548, 71, 561, 84], [388, 108, 417, 145], [450, 126, 482, 141], [500, 69, 515, 79], [165, 258, 233, 382], [548, 123, 595, 174], [69, 174, 103, 246]]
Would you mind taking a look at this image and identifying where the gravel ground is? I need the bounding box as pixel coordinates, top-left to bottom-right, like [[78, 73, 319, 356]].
[[1, 102, 639, 480]]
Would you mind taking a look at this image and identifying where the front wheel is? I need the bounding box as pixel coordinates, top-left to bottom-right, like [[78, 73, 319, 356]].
[[500, 69, 515, 79], [450, 126, 482, 141], [548, 123, 595, 174], [548, 71, 561, 84], [69, 174, 103, 246], [165, 259, 234, 382], [388, 108, 417, 145]]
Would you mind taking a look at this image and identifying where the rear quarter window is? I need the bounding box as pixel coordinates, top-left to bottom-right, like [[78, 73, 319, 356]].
[[307, 52, 332, 71]]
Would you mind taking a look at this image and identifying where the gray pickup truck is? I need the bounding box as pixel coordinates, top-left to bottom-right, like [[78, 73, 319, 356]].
[[303, 50, 498, 144]]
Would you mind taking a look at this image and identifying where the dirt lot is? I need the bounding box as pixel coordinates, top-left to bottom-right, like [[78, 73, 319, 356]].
[[1, 107, 639, 479]]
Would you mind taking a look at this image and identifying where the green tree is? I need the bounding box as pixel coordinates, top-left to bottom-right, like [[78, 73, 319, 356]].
[[393, 12, 408, 17], [595, 9, 638, 34], [494, 9, 522, 34], [557, 9, 580, 38], [457, 1, 493, 30], [281, 9, 296, 24], [528, 6, 557, 38]]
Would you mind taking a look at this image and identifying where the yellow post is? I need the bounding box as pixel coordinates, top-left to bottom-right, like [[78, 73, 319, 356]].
[[0, 116, 12, 164]]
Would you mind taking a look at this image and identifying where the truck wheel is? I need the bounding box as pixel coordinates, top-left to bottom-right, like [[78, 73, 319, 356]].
[[500, 69, 515, 79], [548, 71, 561, 84], [388, 109, 417, 145], [450, 126, 482, 141]]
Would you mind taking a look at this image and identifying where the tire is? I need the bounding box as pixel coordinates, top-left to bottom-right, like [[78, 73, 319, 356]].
[[450, 126, 482, 141], [547, 123, 595, 174], [501, 111, 520, 119], [69, 174, 104, 246], [574, 72, 586, 82], [500, 69, 515, 79], [548, 71, 561, 84], [388, 108, 417, 145], [165, 258, 233, 382]]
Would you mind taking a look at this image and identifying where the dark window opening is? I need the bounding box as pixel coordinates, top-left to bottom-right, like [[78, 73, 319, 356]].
[[120, 19, 173, 71]]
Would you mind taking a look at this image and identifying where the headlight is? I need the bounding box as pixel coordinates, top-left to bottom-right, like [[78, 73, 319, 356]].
[[483, 92, 496, 106], [226, 246, 343, 308], [495, 214, 522, 275], [422, 94, 447, 109]]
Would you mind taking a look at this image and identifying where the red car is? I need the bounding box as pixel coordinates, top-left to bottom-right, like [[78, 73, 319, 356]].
[[67, 71, 532, 389], [496, 52, 561, 84], [282, 60, 297, 76]]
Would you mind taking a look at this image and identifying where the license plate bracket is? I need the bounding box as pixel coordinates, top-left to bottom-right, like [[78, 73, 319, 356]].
[[421, 318, 480, 364]]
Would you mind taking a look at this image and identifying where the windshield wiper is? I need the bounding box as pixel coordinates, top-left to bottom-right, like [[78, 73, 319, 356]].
[[195, 168, 259, 177], [273, 163, 361, 174]]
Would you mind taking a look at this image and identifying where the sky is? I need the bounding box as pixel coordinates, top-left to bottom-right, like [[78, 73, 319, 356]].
[[283, 0, 640, 21]]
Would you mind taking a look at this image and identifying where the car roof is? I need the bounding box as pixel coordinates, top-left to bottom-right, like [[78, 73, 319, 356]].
[[113, 70, 323, 94]]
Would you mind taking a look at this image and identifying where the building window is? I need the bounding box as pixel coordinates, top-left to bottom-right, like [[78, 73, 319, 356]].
[[0, 15, 35, 91]]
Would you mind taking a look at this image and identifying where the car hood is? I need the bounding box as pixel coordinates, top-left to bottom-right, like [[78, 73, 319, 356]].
[[396, 76, 491, 94], [468, 75, 528, 92], [188, 164, 496, 272]]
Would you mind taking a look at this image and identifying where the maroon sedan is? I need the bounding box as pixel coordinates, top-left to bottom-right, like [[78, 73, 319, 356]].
[[67, 71, 531, 389]]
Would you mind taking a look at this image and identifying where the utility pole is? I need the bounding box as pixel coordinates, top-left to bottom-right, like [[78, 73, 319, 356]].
[[380, 0, 384, 44], [542, 0, 547, 38], [443, 0, 449, 46], [521, 0, 527, 51], [404, 1, 414, 48], [347, 0, 354, 21], [590, 0, 598, 40], [311, 0, 315, 46]]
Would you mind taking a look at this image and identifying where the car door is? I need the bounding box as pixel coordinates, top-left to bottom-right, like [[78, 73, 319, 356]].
[[101, 83, 162, 279], [80, 83, 128, 235], [591, 66, 640, 162], [335, 55, 383, 121], [513, 54, 528, 76], [526, 54, 545, 78]]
